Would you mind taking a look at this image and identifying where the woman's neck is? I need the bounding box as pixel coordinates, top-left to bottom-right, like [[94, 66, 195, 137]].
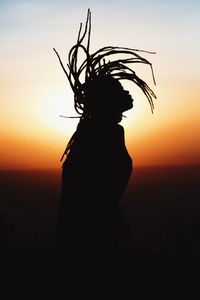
[[89, 113, 122, 124]]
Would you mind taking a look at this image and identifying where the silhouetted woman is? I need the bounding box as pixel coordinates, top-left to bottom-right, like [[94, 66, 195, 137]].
[[54, 10, 156, 272]]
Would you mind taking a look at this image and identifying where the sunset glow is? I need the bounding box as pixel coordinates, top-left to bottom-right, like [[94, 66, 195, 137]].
[[1, 0, 200, 169]]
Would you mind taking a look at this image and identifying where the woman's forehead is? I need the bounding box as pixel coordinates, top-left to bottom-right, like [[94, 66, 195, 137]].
[[95, 76, 123, 90]]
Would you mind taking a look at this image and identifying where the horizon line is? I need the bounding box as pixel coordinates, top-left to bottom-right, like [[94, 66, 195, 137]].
[[1, 163, 200, 172]]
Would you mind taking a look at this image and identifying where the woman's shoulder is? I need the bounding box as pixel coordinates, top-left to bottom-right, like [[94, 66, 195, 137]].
[[72, 119, 125, 145]]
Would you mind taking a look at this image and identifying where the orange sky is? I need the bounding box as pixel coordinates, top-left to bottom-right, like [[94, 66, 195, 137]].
[[1, 1, 200, 169]]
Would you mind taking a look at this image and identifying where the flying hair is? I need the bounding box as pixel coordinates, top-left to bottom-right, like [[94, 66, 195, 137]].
[[53, 8, 156, 116], [54, 9, 157, 161]]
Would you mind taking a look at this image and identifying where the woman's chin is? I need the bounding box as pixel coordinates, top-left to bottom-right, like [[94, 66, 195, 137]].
[[122, 103, 133, 112]]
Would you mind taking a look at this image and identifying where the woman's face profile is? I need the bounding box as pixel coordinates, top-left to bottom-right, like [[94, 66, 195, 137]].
[[105, 79, 133, 113], [113, 81, 134, 113], [84, 77, 133, 116]]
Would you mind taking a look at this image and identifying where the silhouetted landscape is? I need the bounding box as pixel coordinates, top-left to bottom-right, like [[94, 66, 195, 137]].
[[0, 165, 200, 297]]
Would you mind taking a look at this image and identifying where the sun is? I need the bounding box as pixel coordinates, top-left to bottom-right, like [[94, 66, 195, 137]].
[[37, 88, 80, 135]]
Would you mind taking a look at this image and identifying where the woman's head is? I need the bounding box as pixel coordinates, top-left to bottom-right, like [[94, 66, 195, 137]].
[[54, 9, 156, 119], [82, 75, 133, 118]]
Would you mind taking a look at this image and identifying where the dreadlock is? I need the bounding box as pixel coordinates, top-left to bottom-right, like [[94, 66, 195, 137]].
[[53, 9, 156, 161]]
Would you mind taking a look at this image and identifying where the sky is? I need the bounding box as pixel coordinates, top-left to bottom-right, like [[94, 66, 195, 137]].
[[1, 0, 200, 169]]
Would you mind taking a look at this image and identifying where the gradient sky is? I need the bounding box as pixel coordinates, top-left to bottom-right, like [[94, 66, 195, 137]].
[[1, 0, 200, 169]]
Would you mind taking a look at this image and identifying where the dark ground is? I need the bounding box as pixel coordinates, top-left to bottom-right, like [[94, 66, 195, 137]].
[[0, 165, 200, 298]]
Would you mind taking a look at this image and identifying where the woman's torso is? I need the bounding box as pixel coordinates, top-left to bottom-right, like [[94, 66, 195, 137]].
[[57, 119, 132, 246]]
